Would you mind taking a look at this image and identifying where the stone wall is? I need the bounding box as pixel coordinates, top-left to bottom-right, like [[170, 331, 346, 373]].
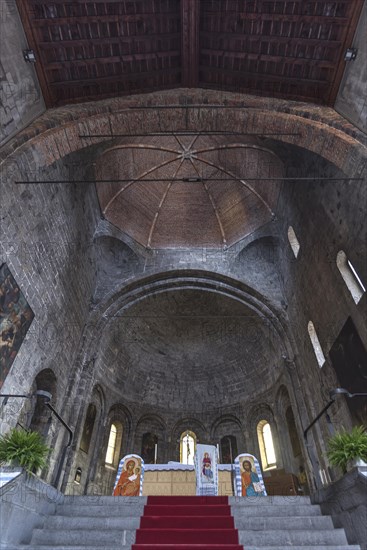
[[276, 142, 367, 483], [0, 155, 100, 483], [312, 467, 367, 550], [0, 471, 63, 546], [0, 0, 45, 145]]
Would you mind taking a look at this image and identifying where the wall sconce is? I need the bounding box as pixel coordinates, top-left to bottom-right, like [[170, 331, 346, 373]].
[[23, 49, 36, 63], [344, 48, 358, 61]]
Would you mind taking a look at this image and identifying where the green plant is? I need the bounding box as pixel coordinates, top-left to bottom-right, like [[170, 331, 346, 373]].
[[327, 425, 367, 473], [0, 428, 50, 473]]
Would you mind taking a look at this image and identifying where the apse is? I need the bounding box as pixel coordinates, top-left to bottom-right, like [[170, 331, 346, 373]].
[[96, 288, 284, 414]]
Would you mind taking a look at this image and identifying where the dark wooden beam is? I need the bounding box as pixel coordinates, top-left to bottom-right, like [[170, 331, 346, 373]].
[[30, 13, 180, 26], [181, 0, 200, 87], [200, 66, 330, 86], [38, 33, 181, 49], [45, 51, 180, 69], [201, 49, 336, 69], [49, 67, 181, 87], [200, 32, 342, 49]]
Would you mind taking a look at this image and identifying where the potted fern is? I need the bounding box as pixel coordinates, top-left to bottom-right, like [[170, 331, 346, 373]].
[[327, 425, 367, 474], [0, 428, 50, 474]]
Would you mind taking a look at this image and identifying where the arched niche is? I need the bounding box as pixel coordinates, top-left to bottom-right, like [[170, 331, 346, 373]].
[[29, 368, 57, 438], [275, 385, 304, 474], [75, 384, 105, 494], [134, 413, 166, 464], [210, 414, 243, 463]]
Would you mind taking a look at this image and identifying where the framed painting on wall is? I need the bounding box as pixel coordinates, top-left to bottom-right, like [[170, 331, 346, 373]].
[[0, 263, 34, 388]]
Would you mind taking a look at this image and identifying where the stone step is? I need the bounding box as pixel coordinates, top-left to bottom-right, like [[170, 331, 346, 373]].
[[243, 547, 361, 550], [46, 515, 141, 530], [6, 547, 362, 550], [238, 528, 348, 546], [56, 504, 145, 517], [234, 515, 333, 530], [60, 496, 147, 506], [231, 504, 322, 516], [31, 526, 350, 548], [229, 495, 312, 506], [7, 547, 132, 550], [31, 528, 135, 547]]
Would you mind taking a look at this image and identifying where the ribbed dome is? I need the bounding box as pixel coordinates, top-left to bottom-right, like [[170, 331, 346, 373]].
[[96, 136, 283, 249]]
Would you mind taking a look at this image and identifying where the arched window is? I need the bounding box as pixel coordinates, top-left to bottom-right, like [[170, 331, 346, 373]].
[[180, 430, 196, 465], [337, 251, 366, 304], [287, 226, 300, 258], [257, 420, 276, 470], [105, 421, 123, 468], [105, 424, 117, 464], [308, 321, 326, 367]]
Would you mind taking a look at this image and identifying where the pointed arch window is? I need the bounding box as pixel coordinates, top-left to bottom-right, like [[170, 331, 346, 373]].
[[308, 321, 326, 367], [288, 226, 300, 258], [257, 420, 276, 470], [337, 251, 366, 304], [180, 430, 196, 465]]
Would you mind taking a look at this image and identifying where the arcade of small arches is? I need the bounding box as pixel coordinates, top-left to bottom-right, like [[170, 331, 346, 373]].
[[25, 366, 297, 494]]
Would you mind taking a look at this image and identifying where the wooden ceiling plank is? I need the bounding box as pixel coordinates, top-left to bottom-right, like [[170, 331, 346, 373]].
[[200, 49, 335, 68], [200, 31, 342, 47], [37, 33, 181, 48], [181, 0, 200, 87], [203, 12, 349, 24], [30, 13, 180, 26], [200, 65, 330, 86], [49, 67, 181, 87], [44, 51, 180, 69]]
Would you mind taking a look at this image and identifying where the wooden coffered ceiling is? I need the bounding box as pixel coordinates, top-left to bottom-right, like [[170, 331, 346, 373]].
[[17, 0, 363, 107]]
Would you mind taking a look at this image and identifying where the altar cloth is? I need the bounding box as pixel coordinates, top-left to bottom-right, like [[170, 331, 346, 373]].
[[144, 463, 233, 471]]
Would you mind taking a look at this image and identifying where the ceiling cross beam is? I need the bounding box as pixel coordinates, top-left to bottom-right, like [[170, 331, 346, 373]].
[[181, 0, 200, 88]]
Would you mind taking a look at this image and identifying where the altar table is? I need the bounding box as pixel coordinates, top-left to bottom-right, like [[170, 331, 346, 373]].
[[142, 463, 235, 496]]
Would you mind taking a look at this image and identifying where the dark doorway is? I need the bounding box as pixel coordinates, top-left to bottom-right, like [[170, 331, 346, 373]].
[[80, 404, 96, 454], [141, 432, 158, 464], [220, 435, 238, 464], [329, 318, 367, 425]]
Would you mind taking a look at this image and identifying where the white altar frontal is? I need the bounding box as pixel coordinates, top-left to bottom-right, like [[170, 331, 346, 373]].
[[142, 463, 235, 496]]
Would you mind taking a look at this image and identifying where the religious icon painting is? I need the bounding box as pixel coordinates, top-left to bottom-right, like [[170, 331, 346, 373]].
[[113, 454, 144, 497], [195, 444, 218, 496], [234, 453, 267, 497], [0, 263, 34, 388]]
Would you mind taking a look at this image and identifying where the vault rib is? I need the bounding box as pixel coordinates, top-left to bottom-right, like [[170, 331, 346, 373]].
[[193, 156, 275, 216], [189, 158, 227, 247], [147, 158, 185, 249], [103, 156, 181, 215]]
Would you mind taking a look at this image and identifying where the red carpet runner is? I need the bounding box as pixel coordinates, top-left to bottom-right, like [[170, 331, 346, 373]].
[[132, 495, 244, 550]]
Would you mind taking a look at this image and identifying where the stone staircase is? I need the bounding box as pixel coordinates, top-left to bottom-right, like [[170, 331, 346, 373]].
[[6, 495, 360, 550]]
